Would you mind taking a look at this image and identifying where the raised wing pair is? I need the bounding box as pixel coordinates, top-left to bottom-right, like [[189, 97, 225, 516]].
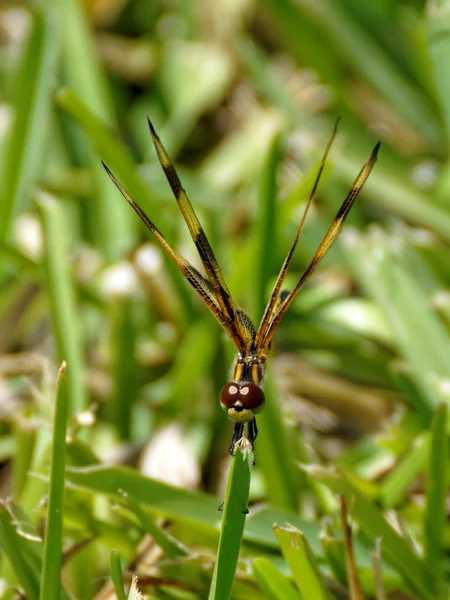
[[103, 120, 380, 456]]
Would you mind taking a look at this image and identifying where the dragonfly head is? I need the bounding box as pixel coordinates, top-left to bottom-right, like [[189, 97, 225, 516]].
[[220, 382, 265, 422]]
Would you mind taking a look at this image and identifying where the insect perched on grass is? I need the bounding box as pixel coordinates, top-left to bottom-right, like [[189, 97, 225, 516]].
[[103, 120, 380, 457]]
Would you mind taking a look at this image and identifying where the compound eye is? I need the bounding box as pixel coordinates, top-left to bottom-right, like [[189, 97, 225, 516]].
[[220, 383, 240, 410], [239, 383, 265, 413]]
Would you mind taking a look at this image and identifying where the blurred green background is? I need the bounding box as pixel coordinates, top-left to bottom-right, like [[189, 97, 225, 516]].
[[0, 0, 449, 598]]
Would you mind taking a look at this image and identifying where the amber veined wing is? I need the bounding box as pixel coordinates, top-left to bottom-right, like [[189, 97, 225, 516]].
[[103, 121, 380, 456]]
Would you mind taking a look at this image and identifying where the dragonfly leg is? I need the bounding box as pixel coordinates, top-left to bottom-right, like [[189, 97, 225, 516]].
[[248, 418, 258, 446], [229, 422, 244, 455]]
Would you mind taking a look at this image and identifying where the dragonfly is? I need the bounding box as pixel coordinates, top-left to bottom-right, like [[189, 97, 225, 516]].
[[103, 120, 380, 456]]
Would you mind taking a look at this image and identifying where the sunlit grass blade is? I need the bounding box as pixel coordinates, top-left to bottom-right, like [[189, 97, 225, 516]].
[[39, 362, 68, 600], [208, 443, 252, 600], [110, 549, 127, 600], [37, 192, 86, 416], [0, 502, 40, 600], [274, 524, 332, 600], [304, 465, 434, 600], [380, 433, 430, 508], [253, 557, 301, 600], [0, 9, 58, 240], [424, 403, 448, 598]]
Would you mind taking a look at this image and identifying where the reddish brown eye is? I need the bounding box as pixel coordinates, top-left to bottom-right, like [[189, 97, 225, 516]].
[[220, 383, 239, 410], [240, 383, 265, 413], [220, 382, 265, 414]]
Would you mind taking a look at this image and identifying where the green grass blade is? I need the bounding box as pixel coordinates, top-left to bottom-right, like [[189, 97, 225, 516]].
[[37, 192, 86, 416], [427, 0, 450, 146], [424, 404, 448, 598], [110, 549, 127, 600], [252, 134, 281, 318], [110, 301, 139, 440], [274, 525, 332, 600], [65, 463, 321, 550], [12, 406, 36, 499], [0, 503, 40, 600], [208, 443, 252, 600], [60, 0, 134, 258], [253, 557, 301, 600], [380, 433, 430, 508], [56, 89, 160, 222], [0, 9, 58, 240], [257, 377, 300, 510], [344, 228, 450, 410], [304, 465, 434, 600], [39, 362, 68, 600], [125, 494, 191, 558]]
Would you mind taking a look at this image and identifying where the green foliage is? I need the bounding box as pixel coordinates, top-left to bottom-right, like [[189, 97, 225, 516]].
[[1, 1, 450, 599]]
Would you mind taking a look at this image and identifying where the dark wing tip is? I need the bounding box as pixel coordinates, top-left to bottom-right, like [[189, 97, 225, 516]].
[[102, 161, 112, 177], [147, 117, 157, 138], [372, 141, 381, 159]]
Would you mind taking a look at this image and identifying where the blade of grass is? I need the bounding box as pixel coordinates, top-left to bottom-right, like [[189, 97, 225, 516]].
[[424, 404, 448, 598], [37, 192, 86, 416], [253, 557, 301, 600], [12, 406, 36, 499], [427, 0, 450, 146], [343, 228, 450, 411], [390, 362, 433, 426], [56, 89, 161, 225], [274, 524, 332, 600], [208, 442, 252, 600], [65, 463, 321, 550], [0, 9, 58, 240], [304, 465, 435, 600], [110, 550, 127, 600], [0, 502, 40, 600], [252, 133, 305, 508], [125, 493, 191, 558], [39, 362, 68, 600], [60, 0, 134, 258], [253, 132, 282, 320], [380, 433, 430, 508], [340, 496, 364, 600], [257, 376, 300, 511], [371, 539, 387, 600], [320, 536, 347, 586], [110, 301, 139, 440]]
